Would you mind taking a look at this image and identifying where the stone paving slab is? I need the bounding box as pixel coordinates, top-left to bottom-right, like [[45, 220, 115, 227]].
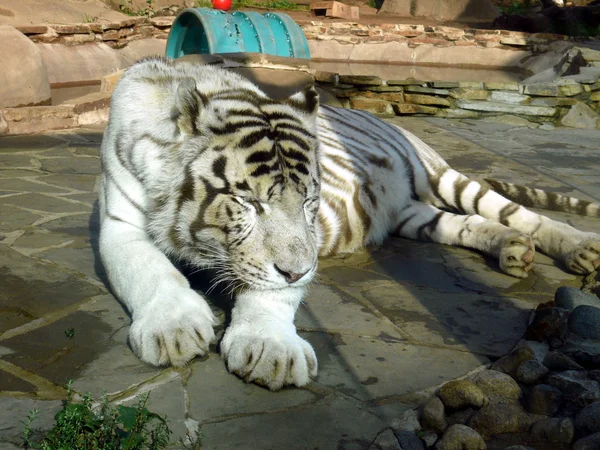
[[0, 245, 103, 333], [0, 118, 598, 448], [199, 395, 389, 450], [305, 331, 487, 402]]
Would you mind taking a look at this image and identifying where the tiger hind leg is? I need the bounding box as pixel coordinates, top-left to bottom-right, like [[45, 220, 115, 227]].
[[416, 167, 600, 275], [393, 201, 536, 278]]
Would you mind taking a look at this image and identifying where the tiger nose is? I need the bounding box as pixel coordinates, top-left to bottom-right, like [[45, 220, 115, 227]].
[[274, 264, 309, 284]]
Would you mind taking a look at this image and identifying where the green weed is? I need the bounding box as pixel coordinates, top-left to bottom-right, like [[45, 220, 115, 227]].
[[260, 0, 308, 10], [180, 423, 204, 450], [22, 381, 172, 450], [120, 0, 156, 17], [82, 13, 97, 23], [195, 0, 309, 11], [21, 409, 40, 448], [498, 0, 540, 15]]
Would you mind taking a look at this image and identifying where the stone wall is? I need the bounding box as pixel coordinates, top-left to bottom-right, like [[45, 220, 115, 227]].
[[16, 16, 173, 49], [17, 16, 574, 56], [11, 15, 600, 131], [299, 21, 566, 50], [314, 59, 600, 128]]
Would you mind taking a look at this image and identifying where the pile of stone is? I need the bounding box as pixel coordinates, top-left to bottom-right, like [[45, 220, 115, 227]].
[[315, 44, 600, 130], [16, 16, 174, 49], [388, 285, 600, 450], [299, 21, 563, 49]]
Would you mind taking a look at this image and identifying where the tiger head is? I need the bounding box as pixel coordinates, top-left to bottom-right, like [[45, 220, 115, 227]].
[[162, 75, 321, 291]]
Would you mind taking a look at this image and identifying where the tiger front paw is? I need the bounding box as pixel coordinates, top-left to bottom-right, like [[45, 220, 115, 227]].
[[221, 322, 318, 391], [129, 287, 216, 367], [499, 231, 535, 278], [565, 237, 600, 274]]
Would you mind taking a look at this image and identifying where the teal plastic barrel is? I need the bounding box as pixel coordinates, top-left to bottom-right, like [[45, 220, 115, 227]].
[[165, 8, 310, 59]]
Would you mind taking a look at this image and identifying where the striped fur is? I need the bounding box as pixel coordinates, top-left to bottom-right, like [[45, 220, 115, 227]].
[[485, 179, 600, 218], [316, 106, 600, 277], [99, 57, 600, 390]]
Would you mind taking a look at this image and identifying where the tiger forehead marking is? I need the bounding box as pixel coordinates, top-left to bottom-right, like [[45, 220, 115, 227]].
[[194, 111, 318, 207], [205, 94, 319, 200]]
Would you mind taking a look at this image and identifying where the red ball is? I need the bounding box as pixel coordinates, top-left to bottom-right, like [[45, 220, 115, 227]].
[[212, 0, 232, 10]]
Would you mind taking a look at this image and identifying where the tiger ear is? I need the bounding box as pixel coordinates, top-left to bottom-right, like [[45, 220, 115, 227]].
[[175, 78, 207, 135], [284, 85, 319, 116]]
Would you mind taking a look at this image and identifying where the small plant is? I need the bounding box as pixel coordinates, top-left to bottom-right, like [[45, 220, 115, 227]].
[[261, 0, 307, 10], [119, 0, 136, 16], [21, 408, 40, 448], [22, 381, 172, 449], [195, 0, 309, 10], [180, 423, 203, 450], [120, 0, 156, 17], [82, 13, 97, 23], [64, 328, 75, 338], [138, 0, 156, 18], [498, 0, 541, 15]]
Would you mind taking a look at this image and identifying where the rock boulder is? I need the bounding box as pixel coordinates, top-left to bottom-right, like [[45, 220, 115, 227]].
[[0, 25, 50, 108]]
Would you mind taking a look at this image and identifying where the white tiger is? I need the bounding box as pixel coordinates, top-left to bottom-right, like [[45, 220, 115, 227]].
[[99, 56, 600, 391]]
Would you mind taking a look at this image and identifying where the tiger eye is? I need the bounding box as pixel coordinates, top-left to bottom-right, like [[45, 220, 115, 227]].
[[248, 200, 265, 214]]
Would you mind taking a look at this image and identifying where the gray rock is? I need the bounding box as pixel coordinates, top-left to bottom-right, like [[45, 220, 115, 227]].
[[491, 346, 535, 377], [569, 305, 600, 340], [488, 91, 529, 104], [589, 370, 600, 383], [521, 47, 584, 85], [560, 102, 600, 130], [369, 428, 401, 450], [468, 403, 536, 438], [516, 340, 550, 362], [555, 287, 600, 311], [390, 409, 421, 433], [455, 99, 557, 117], [529, 417, 574, 444], [515, 360, 549, 385], [575, 401, 600, 435], [394, 430, 425, 450], [563, 341, 600, 366], [434, 424, 486, 450], [547, 371, 600, 406], [421, 430, 439, 448], [438, 380, 488, 410], [573, 432, 600, 450], [0, 26, 51, 108], [422, 397, 448, 434], [543, 351, 584, 371], [518, 41, 573, 74], [471, 370, 522, 403], [526, 384, 563, 416], [446, 408, 477, 427]]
